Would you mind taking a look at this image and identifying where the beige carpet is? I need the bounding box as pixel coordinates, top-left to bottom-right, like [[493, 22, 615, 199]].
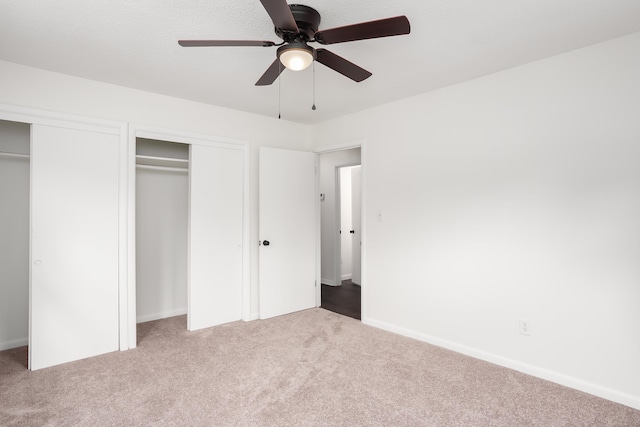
[[1, 308, 638, 426]]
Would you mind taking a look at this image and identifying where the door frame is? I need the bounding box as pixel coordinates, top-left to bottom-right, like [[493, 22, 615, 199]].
[[314, 139, 366, 318], [127, 124, 250, 349]]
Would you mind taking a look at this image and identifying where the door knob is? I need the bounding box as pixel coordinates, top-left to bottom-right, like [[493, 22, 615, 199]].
[[261, 240, 270, 246], [350, 230, 355, 234]]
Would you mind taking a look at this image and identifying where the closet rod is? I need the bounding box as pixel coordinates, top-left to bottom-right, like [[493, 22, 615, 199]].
[[0, 151, 29, 159], [136, 164, 188, 173], [135, 154, 188, 163]]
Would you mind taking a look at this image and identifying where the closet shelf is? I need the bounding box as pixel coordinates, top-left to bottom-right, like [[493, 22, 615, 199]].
[[135, 155, 188, 169]]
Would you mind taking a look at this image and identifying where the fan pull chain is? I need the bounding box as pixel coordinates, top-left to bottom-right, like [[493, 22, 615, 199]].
[[312, 60, 316, 111], [278, 61, 282, 119]]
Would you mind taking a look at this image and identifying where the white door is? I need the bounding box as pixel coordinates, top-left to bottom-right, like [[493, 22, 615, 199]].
[[188, 144, 243, 331], [30, 124, 120, 370], [259, 147, 316, 319], [351, 166, 362, 285], [340, 167, 353, 280]]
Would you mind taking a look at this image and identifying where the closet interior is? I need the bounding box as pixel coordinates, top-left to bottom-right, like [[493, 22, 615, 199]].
[[0, 120, 30, 352], [135, 138, 189, 324]]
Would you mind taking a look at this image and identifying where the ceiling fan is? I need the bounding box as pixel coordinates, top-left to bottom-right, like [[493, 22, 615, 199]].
[[178, 0, 410, 86]]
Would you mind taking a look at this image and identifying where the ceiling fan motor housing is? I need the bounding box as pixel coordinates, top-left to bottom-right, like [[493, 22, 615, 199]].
[[275, 4, 321, 42]]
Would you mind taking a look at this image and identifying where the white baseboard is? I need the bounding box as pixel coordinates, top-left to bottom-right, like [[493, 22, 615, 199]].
[[136, 308, 187, 324], [341, 274, 352, 280], [0, 337, 28, 351], [362, 316, 640, 411], [248, 312, 260, 321], [321, 277, 339, 286]]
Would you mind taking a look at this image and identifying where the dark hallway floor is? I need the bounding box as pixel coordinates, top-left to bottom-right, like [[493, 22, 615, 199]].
[[321, 279, 361, 320]]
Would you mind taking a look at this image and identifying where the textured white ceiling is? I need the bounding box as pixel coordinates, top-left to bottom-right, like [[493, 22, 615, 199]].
[[2, 1, 640, 124]]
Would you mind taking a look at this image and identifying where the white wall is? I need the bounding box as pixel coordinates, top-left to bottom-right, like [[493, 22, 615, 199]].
[[319, 148, 360, 285], [311, 32, 640, 409], [0, 60, 312, 319], [0, 120, 30, 350]]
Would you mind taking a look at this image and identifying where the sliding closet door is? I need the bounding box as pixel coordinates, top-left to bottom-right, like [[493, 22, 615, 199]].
[[30, 124, 120, 370], [188, 144, 243, 331]]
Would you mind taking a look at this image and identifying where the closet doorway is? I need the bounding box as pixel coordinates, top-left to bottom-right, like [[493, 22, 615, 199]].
[[129, 129, 247, 349], [1, 110, 125, 371], [135, 138, 189, 326], [0, 120, 30, 361]]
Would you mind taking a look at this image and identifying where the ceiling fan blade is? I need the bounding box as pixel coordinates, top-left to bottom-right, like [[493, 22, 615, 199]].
[[255, 59, 285, 86], [315, 49, 372, 82], [315, 16, 410, 45], [178, 40, 276, 47], [260, 0, 299, 33]]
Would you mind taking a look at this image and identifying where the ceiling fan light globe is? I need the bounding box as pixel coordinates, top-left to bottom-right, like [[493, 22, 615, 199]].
[[279, 48, 314, 71]]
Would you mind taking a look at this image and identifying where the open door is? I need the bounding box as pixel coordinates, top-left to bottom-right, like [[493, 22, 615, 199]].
[[259, 147, 316, 319], [351, 166, 362, 285], [338, 165, 362, 285]]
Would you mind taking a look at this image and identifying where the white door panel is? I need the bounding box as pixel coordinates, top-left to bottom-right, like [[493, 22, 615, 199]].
[[30, 124, 120, 370], [351, 166, 362, 285], [339, 167, 354, 280], [188, 145, 243, 330], [259, 147, 316, 319]]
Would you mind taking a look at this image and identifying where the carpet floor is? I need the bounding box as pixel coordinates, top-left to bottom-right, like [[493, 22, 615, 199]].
[[1, 308, 639, 426]]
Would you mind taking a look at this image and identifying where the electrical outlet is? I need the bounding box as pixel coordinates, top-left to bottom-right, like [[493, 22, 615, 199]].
[[519, 318, 532, 336]]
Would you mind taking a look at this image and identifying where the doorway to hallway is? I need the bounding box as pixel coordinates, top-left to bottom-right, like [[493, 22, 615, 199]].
[[318, 147, 362, 320], [321, 280, 361, 320]]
